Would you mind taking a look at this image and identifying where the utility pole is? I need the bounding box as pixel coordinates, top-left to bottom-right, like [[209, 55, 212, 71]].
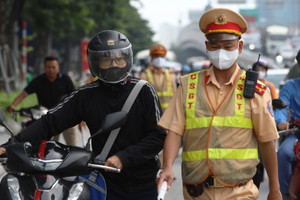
[[21, 20, 27, 87]]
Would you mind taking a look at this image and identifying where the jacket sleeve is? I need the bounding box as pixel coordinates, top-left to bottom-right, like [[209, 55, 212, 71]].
[[14, 89, 82, 144], [274, 80, 292, 124], [115, 82, 166, 168]]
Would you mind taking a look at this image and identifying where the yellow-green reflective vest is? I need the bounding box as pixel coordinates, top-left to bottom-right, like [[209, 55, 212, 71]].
[[146, 69, 174, 112], [181, 69, 259, 186]]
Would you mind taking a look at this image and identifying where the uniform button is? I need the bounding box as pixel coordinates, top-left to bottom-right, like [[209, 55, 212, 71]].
[[220, 92, 223, 95]]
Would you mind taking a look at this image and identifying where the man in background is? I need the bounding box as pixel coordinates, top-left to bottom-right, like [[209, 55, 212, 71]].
[[6, 56, 77, 146]]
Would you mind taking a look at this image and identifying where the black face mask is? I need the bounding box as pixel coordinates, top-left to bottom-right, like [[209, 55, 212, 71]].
[[99, 67, 127, 82]]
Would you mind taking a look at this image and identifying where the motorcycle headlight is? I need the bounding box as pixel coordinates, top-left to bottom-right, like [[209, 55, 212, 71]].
[[7, 175, 22, 200], [67, 182, 84, 200]]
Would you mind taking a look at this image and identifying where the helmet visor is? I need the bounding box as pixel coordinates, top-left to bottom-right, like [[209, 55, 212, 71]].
[[88, 45, 133, 84]]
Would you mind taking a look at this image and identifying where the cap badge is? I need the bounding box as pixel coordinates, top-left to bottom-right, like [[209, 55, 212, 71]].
[[107, 39, 115, 46], [215, 14, 227, 25]]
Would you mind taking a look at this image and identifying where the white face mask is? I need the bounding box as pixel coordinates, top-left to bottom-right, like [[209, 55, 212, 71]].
[[152, 57, 166, 68], [258, 71, 266, 80], [207, 48, 239, 70]]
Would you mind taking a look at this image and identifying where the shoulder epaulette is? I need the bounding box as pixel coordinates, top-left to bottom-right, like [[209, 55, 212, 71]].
[[255, 83, 267, 95]]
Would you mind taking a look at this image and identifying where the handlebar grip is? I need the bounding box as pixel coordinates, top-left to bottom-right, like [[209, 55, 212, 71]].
[[87, 163, 121, 173]]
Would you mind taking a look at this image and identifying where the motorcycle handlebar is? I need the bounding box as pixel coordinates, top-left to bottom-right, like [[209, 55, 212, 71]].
[[278, 127, 299, 136], [12, 108, 32, 120], [87, 163, 121, 173], [0, 158, 120, 173]]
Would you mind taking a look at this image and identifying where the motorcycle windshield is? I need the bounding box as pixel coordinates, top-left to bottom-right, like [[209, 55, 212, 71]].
[[25, 141, 69, 171], [7, 141, 92, 175]]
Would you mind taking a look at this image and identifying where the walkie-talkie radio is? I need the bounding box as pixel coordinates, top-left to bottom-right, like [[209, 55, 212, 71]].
[[243, 54, 260, 98]]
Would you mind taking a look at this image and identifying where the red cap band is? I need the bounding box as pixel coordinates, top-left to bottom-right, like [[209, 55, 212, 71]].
[[206, 22, 241, 36], [150, 49, 166, 56]]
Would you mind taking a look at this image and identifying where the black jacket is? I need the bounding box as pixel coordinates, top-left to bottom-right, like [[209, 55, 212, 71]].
[[14, 77, 166, 192]]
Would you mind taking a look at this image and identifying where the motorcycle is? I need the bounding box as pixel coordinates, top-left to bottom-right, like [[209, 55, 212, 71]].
[[12, 105, 48, 129], [0, 107, 127, 200], [289, 139, 300, 200], [273, 99, 300, 200]]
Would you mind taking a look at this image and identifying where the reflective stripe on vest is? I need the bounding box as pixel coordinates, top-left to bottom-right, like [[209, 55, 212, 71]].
[[182, 148, 258, 161], [146, 69, 174, 97], [185, 71, 253, 130], [183, 71, 257, 162]]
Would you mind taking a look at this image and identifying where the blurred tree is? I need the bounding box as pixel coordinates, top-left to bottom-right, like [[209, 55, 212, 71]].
[[23, 0, 154, 73], [0, 0, 26, 94], [0, 0, 154, 88], [83, 0, 154, 54], [0, 0, 26, 45], [22, 0, 94, 73]]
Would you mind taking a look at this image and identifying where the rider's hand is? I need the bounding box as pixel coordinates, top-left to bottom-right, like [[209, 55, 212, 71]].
[[6, 105, 14, 114], [0, 147, 6, 156], [157, 167, 173, 191], [78, 121, 86, 132], [105, 155, 122, 172], [277, 122, 289, 131]]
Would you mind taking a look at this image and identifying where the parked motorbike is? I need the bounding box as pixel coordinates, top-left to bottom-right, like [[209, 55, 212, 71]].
[[12, 105, 48, 129], [0, 107, 127, 200], [273, 99, 300, 200]]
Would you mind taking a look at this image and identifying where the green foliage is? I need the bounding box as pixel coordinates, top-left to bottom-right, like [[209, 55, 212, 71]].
[[83, 0, 154, 54], [21, 0, 153, 55], [23, 0, 95, 37], [0, 90, 38, 118]]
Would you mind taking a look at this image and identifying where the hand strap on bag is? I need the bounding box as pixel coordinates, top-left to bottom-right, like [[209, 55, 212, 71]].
[[95, 80, 147, 164]]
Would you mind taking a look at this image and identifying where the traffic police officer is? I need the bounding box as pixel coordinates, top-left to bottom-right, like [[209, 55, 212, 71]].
[[157, 8, 282, 200], [140, 44, 177, 112]]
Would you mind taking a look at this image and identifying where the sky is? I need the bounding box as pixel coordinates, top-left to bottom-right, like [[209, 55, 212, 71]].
[[132, 0, 209, 36], [131, 0, 256, 40]]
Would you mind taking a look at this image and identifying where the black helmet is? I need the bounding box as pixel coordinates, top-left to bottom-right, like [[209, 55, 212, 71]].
[[87, 30, 133, 84]]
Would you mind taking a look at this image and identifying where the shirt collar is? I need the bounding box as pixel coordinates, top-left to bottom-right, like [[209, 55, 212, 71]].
[[43, 73, 61, 80], [152, 66, 166, 74], [205, 66, 240, 87]]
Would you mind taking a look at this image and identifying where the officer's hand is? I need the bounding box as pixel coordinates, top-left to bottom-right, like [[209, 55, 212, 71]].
[[277, 122, 289, 131], [105, 155, 122, 172], [157, 167, 173, 191], [6, 105, 14, 114], [267, 190, 282, 200]]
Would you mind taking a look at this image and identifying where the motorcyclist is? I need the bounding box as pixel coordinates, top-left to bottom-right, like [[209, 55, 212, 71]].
[[274, 63, 300, 200], [252, 60, 278, 99], [0, 30, 166, 199], [180, 65, 191, 76]]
